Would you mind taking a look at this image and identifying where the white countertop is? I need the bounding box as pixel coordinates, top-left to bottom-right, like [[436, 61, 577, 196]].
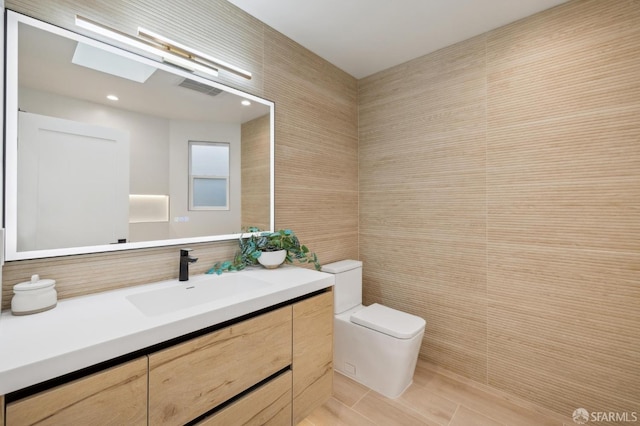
[[0, 265, 334, 395]]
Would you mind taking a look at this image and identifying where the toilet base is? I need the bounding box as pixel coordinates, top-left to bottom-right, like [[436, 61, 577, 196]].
[[334, 306, 424, 399]]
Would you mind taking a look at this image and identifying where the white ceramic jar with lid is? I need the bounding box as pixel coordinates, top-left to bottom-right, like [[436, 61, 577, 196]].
[[11, 274, 57, 315]]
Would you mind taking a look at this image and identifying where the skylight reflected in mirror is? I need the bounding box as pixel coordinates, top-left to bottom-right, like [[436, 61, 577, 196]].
[[72, 42, 157, 83]]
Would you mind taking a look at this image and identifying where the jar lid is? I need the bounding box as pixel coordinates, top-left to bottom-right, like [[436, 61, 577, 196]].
[[14, 274, 56, 292]]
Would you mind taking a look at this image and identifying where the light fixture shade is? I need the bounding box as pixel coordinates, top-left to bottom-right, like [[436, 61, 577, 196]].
[[137, 27, 252, 80], [75, 15, 221, 79]]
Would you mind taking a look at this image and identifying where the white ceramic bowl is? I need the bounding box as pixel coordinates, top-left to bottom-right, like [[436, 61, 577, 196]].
[[11, 275, 57, 315], [257, 250, 287, 269]]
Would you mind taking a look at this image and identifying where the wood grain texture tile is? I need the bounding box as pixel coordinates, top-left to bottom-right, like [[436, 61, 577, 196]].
[[241, 114, 271, 231], [484, 0, 640, 420], [359, 32, 488, 384], [263, 26, 359, 268], [396, 383, 458, 425], [413, 362, 567, 426], [303, 397, 376, 426], [352, 391, 441, 426], [487, 0, 640, 128], [332, 372, 370, 408], [2, 241, 238, 310], [415, 361, 572, 425], [358, 0, 640, 421], [449, 406, 504, 426], [307, 360, 573, 426], [487, 245, 640, 414], [306, 360, 571, 425], [263, 27, 357, 139], [487, 109, 640, 251]]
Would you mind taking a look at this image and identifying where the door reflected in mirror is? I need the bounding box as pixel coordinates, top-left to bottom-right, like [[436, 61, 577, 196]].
[[4, 11, 274, 260]]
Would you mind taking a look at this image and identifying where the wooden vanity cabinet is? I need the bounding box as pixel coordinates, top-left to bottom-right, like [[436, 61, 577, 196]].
[[292, 289, 334, 424], [149, 306, 292, 426], [1, 288, 333, 426], [4, 357, 147, 426]]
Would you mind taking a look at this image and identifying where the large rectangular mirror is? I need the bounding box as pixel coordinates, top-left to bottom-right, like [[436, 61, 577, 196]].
[[4, 11, 274, 260]]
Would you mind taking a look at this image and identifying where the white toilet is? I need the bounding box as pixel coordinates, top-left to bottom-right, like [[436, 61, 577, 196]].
[[322, 259, 426, 399]]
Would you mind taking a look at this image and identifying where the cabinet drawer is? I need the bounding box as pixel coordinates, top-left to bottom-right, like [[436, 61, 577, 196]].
[[149, 306, 292, 425], [197, 370, 292, 426], [5, 357, 147, 426]]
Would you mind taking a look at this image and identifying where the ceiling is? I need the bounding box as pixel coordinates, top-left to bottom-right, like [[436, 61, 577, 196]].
[[227, 0, 569, 79]]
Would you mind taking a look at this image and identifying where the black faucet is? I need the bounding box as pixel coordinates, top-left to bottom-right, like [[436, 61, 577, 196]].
[[179, 249, 198, 281]]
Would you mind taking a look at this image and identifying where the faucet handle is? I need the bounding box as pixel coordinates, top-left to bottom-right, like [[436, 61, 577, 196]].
[[180, 248, 192, 256]]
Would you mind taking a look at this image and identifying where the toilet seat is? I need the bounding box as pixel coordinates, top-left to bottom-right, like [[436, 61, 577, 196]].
[[350, 303, 425, 339]]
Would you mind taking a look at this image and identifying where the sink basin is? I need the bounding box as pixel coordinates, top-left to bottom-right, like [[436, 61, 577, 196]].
[[126, 274, 273, 316]]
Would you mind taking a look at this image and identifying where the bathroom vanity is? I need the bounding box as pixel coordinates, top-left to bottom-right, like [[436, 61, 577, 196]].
[[0, 266, 334, 425]]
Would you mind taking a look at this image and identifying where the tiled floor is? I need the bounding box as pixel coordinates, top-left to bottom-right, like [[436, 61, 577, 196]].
[[301, 360, 573, 426]]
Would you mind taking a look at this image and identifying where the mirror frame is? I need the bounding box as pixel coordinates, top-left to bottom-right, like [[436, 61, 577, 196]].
[[3, 11, 275, 261]]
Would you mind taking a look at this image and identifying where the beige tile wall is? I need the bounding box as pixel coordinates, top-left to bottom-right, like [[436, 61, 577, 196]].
[[359, 31, 489, 382], [241, 114, 271, 231], [359, 0, 639, 422], [1, 0, 358, 309], [264, 26, 360, 261]]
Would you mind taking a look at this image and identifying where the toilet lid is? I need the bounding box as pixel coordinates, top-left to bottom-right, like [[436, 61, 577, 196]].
[[350, 303, 426, 339]]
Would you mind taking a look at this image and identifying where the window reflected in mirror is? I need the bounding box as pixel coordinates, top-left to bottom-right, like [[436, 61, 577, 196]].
[[189, 141, 230, 210]]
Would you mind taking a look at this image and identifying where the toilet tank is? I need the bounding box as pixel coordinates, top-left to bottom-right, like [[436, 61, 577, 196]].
[[322, 260, 362, 314]]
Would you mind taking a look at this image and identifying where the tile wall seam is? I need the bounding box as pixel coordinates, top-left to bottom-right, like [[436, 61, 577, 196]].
[[484, 31, 490, 387], [487, 241, 639, 256], [356, 77, 360, 262]]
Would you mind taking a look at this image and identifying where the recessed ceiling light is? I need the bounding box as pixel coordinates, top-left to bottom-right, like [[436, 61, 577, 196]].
[[107, 94, 119, 101], [241, 100, 251, 106]]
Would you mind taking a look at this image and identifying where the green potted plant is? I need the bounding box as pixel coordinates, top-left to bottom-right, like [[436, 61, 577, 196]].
[[207, 227, 320, 274]]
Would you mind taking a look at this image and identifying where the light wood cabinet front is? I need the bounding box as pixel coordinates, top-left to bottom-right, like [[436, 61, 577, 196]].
[[292, 289, 334, 424], [197, 370, 292, 426], [5, 357, 147, 426], [149, 306, 292, 426]]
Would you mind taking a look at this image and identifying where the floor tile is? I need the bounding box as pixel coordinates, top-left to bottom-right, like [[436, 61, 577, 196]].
[[303, 361, 570, 426], [333, 371, 370, 407], [304, 397, 376, 426], [397, 382, 459, 425], [353, 391, 442, 426], [449, 405, 505, 426], [413, 362, 566, 426]]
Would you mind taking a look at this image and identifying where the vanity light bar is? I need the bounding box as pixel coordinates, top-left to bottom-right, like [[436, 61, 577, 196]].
[[75, 15, 221, 79], [138, 27, 252, 80]]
